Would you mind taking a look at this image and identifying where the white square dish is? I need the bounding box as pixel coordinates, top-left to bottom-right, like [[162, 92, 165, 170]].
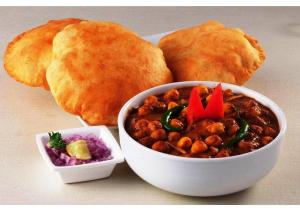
[[36, 126, 124, 183]]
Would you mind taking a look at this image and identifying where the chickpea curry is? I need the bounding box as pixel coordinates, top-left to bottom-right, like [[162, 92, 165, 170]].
[[125, 84, 279, 158]]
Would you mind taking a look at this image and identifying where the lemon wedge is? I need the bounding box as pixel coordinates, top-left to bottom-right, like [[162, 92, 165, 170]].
[[66, 140, 91, 160]]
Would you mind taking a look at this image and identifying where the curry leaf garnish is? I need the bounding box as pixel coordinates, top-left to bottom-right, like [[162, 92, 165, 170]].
[[225, 108, 250, 147], [48, 132, 66, 149], [225, 117, 250, 148]]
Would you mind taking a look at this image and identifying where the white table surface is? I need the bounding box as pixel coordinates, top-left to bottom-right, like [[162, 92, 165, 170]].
[[0, 7, 299, 204]]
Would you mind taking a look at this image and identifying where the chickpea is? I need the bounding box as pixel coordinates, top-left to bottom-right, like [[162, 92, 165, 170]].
[[208, 146, 219, 156], [167, 101, 179, 110], [139, 137, 153, 147], [263, 126, 277, 137], [168, 132, 181, 142], [243, 99, 258, 108], [150, 129, 167, 140], [152, 141, 170, 153], [204, 135, 222, 146], [206, 122, 225, 134], [247, 132, 259, 140], [170, 119, 184, 130], [238, 140, 259, 153], [144, 95, 158, 106], [223, 118, 239, 136], [138, 105, 152, 116], [134, 119, 149, 130], [249, 105, 262, 117], [238, 140, 251, 153], [250, 124, 263, 135], [216, 148, 230, 158], [191, 140, 208, 154], [177, 137, 192, 150], [147, 120, 162, 132], [180, 107, 188, 117], [194, 119, 214, 136], [227, 125, 239, 136], [184, 131, 200, 141], [179, 99, 188, 105], [223, 89, 233, 97], [254, 116, 268, 126], [163, 89, 180, 102], [153, 101, 167, 112], [133, 130, 146, 140], [223, 102, 235, 115], [196, 85, 209, 95], [206, 94, 212, 103], [261, 136, 273, 146]]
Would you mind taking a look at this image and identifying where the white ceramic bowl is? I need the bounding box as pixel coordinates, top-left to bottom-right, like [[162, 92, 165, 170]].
[[36, 126, 124, 183], [118, 81, 287, 196]]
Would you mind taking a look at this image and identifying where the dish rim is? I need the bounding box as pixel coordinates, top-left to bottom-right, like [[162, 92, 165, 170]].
[[118, 80, 287, 163]]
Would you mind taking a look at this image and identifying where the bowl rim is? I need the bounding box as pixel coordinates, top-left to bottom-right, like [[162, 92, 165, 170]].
[[36, 126, 124, 171], [118, 81, 287, 162]]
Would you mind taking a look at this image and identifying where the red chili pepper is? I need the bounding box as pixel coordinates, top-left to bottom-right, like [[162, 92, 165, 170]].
[[187, 87, 204, 125], [204, 83, 224, 119], [187, 84, 224, 125]]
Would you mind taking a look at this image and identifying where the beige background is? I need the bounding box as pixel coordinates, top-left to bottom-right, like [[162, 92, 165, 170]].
[[0, 7, 299, 204]]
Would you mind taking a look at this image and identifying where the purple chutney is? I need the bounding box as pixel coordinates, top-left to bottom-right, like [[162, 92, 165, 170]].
[[46, 133, 112, 166]]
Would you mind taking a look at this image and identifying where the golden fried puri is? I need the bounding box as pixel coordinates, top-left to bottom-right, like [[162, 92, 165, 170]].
[[4, 18, 81, 89], [159, 20, 266, 85], [46, 21, 173, 125]]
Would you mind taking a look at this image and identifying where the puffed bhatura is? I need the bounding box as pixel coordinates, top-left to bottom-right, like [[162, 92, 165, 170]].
[[46, 21, 173, 126], [159, 20, 266, 85], [4, 18, 81, 89]]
